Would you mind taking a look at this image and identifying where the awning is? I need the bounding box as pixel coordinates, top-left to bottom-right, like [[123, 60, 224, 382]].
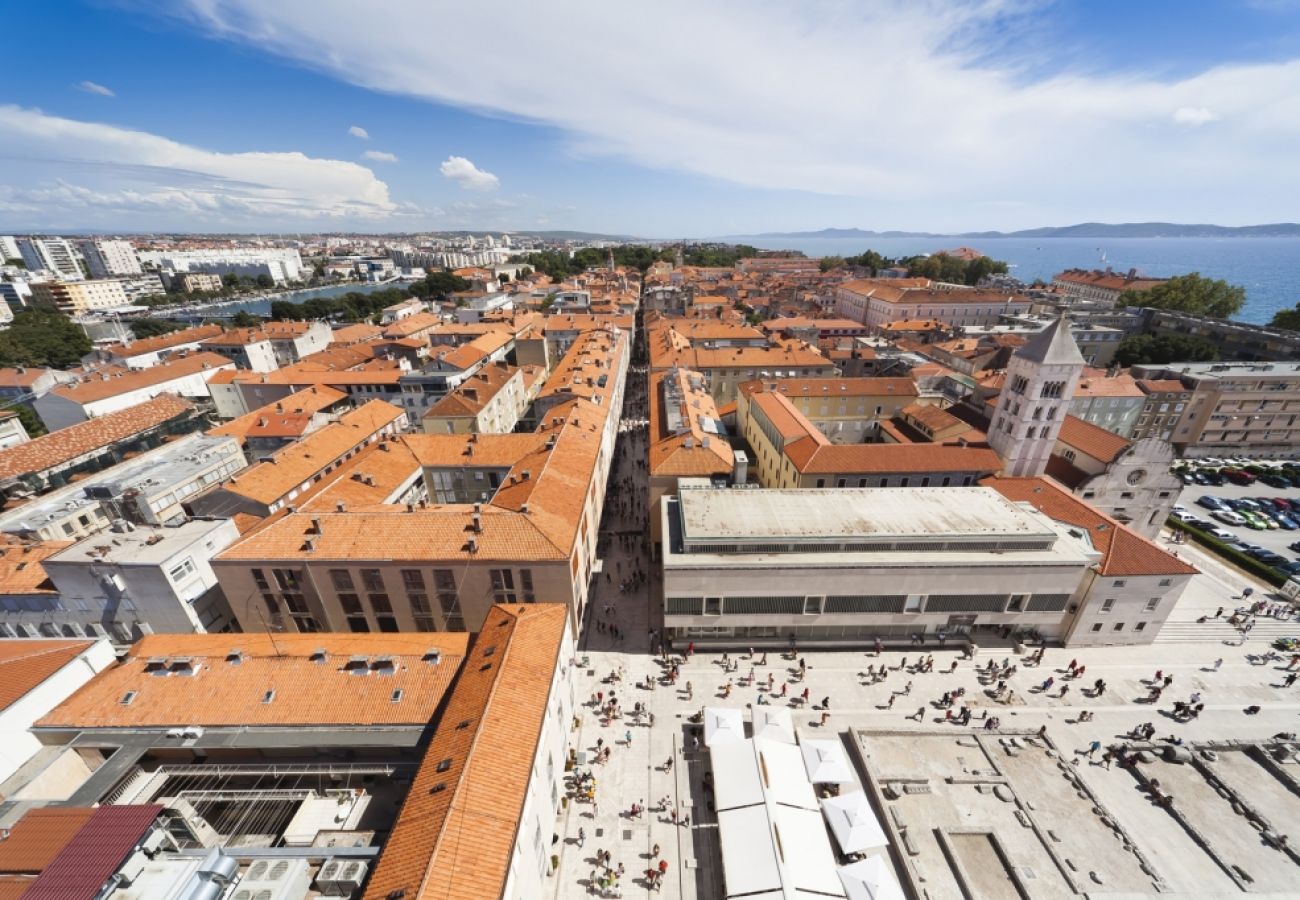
[[837, 855, 905, 900], [704, 707, 745, 746], [821, 790, 888, 855], [801, 739, 855, 784], [753, 707, 796, 744]]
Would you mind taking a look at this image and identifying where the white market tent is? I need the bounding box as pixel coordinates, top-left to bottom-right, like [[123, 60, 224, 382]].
[[711, 735, 846, 899], [753, 707, 796, 744], [801, 738, 856, 783], [704, 707, 745, 746], [821, 790, 889, 855], [837, 855, 905, 900]]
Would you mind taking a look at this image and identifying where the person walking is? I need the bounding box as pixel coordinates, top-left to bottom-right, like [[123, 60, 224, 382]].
[[1213, 658, 1224, 672], [578, 827, 586, 848], [1087, 740, 1101, 757]]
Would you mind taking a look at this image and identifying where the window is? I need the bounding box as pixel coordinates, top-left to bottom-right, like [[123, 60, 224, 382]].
[[803, 596, 823, 615], [361, 569, 385, 592], [330, 569, 354, 590], [1135, 622, 1147, 632], [168, 558, 196, 582], [1091, 623, 1103, 632], [1101, 598, 1115, 612], [1112, 580, 1126, 588], [904, 596, 922, 613], [521, 569, 536, 603], [704, 597, 722, 616], [490, 569, 517, 603], [1158, 578, 1172, 587], [1145, 598, 1159, 611], [1112, 622, 1124, 632]]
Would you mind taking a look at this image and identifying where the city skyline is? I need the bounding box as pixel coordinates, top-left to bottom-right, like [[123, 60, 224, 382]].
[[3, 1, 1300, 235]]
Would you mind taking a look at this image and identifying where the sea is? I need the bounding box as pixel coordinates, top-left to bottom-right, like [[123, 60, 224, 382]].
[[175, 280, 403, 320], [740, 236, 1300, 326]]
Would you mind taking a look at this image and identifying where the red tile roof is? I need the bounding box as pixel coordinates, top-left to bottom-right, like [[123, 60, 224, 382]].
[[0, 640, 94, 714], [0, 809, 96, 875], [1056, 415, 1131, 464], [363, 605, 567, 900], [52, 353, 233, 405], [984, 475, 1197, 577], [0, 394, 194, 481]]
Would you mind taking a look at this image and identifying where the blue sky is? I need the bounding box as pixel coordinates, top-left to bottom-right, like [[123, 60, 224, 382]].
[[2, 0, 1298, 236]]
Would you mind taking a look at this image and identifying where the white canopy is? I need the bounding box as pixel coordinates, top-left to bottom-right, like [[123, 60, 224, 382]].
[[753, 707, 796, 744], [705, 707, 745, 746], [757, 740, 818, 811], [712, 739, 764, 811], [773, 805, 849, 897], [801, 739, 856, 783], [837, 856, 904, 900], [821, 791, 889, 855]]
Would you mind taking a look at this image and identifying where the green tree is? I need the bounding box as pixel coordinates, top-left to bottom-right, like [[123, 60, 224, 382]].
[[221, 273, 241, 289], [1, 403, 46, 438], [255, 274, 275, 289], [3, 258, 24, 269], [0, 309, 93, 368], [1113, 333, 1219, 367], [819, 256, 846, 272], [409, 271, 470, 299], [1119, 273, 1245, 319], [129, 317, 184, 339], [230, 310, 262, 328], [1268, 304, 1300, 332]]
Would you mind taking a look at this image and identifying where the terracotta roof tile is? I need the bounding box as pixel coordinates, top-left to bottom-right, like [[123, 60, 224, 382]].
[[51, 353, 233, 405], [37, 633, 469, 729], [984, 475, 1196, 577], [649, 369, 734, 478], [363, 605, 567, 900], [0, 639, 93, 715], [100, 324, 224, 359], [1056, 415, 1131, 464], [0, 809, 96, 874], [0, 538, 70, 597], [0, 394, 194, 481]]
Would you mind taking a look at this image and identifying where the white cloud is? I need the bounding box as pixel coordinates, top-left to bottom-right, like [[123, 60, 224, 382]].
[[440, 155, 499, 191], [77, 80, 115, 97], [362, 149, 398, 162], [0, 105, 404, 228], [1173, 106, 1218, 126], [150, 0, 1300, 228], [348, 124, 369, 139]]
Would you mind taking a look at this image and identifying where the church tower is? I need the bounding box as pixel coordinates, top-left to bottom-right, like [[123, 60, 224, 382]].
[[988, 316, 1085, 477]]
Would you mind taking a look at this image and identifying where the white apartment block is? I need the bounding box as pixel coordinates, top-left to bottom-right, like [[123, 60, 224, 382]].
[[138, 247, 305, 283], [77, 239, 142, 277], [16, 237, 83, 281]]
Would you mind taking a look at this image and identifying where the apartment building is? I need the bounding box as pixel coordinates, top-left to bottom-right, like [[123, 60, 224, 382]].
[[738, 387, 1002, 489], [399, 331, 514, 417], [1052, 268, 1166, 306], [88, 323, 226, 369], [210, 330, 628, 634], [36, 517, 242, 640], [421, 361, 541, 435], [739, 377, 917, 444], [28, 278, 128, 314], [649, 325, 836, 405], [649, 368, 737, 543], [169, 271, 222, 292], [208, 366, 405, 418], [76, 239, 141, 277], [34, 352, 235, 430], [1131, 378, 1193, 442], [0, 409, 27, 449], [0, 433, 246, 542], [199, 320, 334, 372], [16, 237, 82, 280], [1069, 368, 1145, 438], [0, 394, 199, 499], [207, 385, 350, 454], [189, 400, 407, 518], [1128, 361, 1300, 458], [835, 279, 1032, 328], [0, 639, 115, 785], [137, 247, 304, 282]]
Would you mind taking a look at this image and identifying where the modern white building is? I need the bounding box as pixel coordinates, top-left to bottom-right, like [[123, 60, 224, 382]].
[[77, 239, 142, 277], [0, 235, 21, 262], [28, 278, 130, 315], [660, 485, 1097, 647], [0, 433, 247, 542], [0, 638, 116, 784], [16, 237, 83, 281], [138, 248, 304, 284], [40, 517, 242, 640]]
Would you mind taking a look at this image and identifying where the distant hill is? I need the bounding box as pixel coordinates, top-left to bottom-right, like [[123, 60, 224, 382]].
[[732, 223, 1300, 240]]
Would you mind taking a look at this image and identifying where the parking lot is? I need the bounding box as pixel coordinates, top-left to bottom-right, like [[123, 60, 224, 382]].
[[1174, 474, 1300, 573]]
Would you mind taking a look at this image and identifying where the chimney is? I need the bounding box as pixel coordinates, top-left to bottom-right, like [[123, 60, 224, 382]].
[[467, 535, 478, 553], [310, 517, 323, 534], [336, 502, 347, 512]]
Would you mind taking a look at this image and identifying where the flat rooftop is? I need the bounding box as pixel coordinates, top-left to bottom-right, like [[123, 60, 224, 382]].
[[676, 486, 1060, 547], [44, 518, 231, 567]]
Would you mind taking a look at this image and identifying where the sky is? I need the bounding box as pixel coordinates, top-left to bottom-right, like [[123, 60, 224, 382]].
[[2, 0, 1299, 237]]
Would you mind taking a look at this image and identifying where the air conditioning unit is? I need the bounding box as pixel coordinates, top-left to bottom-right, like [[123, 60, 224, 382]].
[[316, 860, 368, 896], [234, 858, 311, 900]]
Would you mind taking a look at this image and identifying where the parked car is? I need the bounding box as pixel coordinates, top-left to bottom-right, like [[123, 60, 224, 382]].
[[1276, 514, 1298, 531], [1171, 505, 1190, 517], [1269, 497, 1293, 511], [1251, 549, 1288, 565], [1213, 510, 1248, 527], [1290, 540, 1300, 553], [1275, 561, 1300, 576], [1197, 495, 1227, 510], [1207, 526, 1239, 542], [1203, 470, 1225, 486], [1240, 511, 1269, 530], [1223, 469, 1257, 485]]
